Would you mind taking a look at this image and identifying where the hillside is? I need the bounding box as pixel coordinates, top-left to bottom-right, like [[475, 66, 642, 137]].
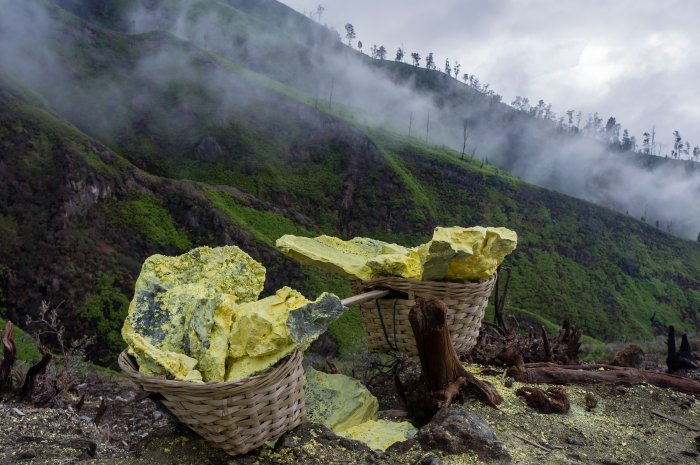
[[0, 0, 699, 365]]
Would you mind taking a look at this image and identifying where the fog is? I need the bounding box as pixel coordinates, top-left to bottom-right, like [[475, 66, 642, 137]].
[[1, 0, 699, 240]]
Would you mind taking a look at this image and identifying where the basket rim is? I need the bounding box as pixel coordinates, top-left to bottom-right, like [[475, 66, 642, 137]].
[[350, 273, 497, 286], [118, 349, 303, 390]]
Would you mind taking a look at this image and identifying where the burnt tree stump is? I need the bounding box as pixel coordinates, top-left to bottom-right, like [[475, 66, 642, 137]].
[[666, 325, 698, 372], [397, 297, 502, 425]]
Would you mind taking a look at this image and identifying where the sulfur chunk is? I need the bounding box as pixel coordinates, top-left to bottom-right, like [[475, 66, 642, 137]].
[[124, 330, 202, 382], [277, 226, 517, 283], [225, 288, 345, 381], [338, 419, 417, 451], [304, 367, 379, 432], [276, 235, 421, 281], [426, 226, 518, 281], [122, 246, 265, 381], [304, 368, 418, 451]]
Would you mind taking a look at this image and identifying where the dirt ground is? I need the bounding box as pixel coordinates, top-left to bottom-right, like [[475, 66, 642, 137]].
[[1, 362, 699, 465]]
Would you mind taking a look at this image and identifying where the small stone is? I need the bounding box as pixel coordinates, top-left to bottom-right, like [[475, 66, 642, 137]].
[[615, 386, 628, 395], [611, 344, 645, 368], [19, 450, 37, 459], [419, 455, 443, 465], [584, 392, 598, 410], [504, 377, 514, 388]]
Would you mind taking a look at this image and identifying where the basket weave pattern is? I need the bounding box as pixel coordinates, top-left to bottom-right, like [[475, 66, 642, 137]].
[[351, 275, 497, 356], [118, 350, 306, 456]]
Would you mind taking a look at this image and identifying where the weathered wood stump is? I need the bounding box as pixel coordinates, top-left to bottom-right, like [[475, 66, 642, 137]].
[[397, 297, 502, 425]]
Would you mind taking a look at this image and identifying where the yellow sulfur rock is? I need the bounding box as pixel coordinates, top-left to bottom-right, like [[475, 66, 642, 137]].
[[304, 367, 379, 432], [123, 330, 202, 382], [277, 226, 517, 282], [122, 246, 265, 382], [275, 235, 422, 281], [338, 419, 417, 451], [225, 288, 345, 381], [423, 226, 518, 281], [304, 368, 417, 451]]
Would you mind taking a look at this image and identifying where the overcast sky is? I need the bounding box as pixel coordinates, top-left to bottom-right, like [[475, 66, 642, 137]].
[[283, 0, 700, 153]]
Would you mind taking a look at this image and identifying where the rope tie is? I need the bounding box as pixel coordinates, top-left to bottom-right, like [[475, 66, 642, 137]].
[[374, 298, 399, 352]]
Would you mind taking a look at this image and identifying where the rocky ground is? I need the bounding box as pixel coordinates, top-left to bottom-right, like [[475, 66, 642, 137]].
[[1, 360, 699, 465]]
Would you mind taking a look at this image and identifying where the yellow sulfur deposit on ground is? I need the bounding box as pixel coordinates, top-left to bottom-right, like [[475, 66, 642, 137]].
[[339, 419, 417, 451], [304, 368, 417, 451], [304, 367, 379, 431], [122, 246, 346, 383], [277, 226, 517, 282]]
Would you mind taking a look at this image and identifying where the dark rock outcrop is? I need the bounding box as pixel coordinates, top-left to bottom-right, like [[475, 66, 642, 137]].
[[416, 406, 511, 463]]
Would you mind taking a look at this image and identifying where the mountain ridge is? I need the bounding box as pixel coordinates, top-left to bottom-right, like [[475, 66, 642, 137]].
[[1, 0, 699, 364]]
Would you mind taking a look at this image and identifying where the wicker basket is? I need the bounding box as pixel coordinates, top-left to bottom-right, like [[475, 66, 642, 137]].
[[118, 350, 306, 456], [350, 275, 497, 356]]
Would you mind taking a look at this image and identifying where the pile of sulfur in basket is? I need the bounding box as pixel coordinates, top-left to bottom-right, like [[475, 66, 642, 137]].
[[121, 246, 346, 383], [276, 225, 517, 282]]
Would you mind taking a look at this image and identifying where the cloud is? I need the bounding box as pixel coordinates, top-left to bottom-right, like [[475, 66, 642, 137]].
[[286, 0, 700, 148]]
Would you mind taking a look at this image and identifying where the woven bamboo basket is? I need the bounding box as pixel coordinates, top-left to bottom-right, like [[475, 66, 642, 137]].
[[118, 350, 306, 456], [350, 275, 497, 356]]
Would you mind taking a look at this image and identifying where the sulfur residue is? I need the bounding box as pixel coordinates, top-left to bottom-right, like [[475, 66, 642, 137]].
[[276, 225, 517, 282], [461, 364, 700, 465]]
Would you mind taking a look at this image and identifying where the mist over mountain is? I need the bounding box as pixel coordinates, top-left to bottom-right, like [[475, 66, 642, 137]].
[[0, 0, 699, 363], [3, 0, 699, 239]]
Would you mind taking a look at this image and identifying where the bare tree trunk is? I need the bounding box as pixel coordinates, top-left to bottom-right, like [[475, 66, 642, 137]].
[[506, 356, 700, 395], [1, 322, 17, 391]]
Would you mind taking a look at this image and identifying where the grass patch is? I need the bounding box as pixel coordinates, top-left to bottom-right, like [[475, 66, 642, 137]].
[[205, 188, 310, 246], [74, 274, 130, 364], [109, 191, 192, 251], [0, 318, 42, 363]]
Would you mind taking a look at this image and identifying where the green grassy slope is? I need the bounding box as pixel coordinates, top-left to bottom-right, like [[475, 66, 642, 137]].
[[1, 1, 699, 365], [378, 135, 700, 340], [0, 77, 345, 363]]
